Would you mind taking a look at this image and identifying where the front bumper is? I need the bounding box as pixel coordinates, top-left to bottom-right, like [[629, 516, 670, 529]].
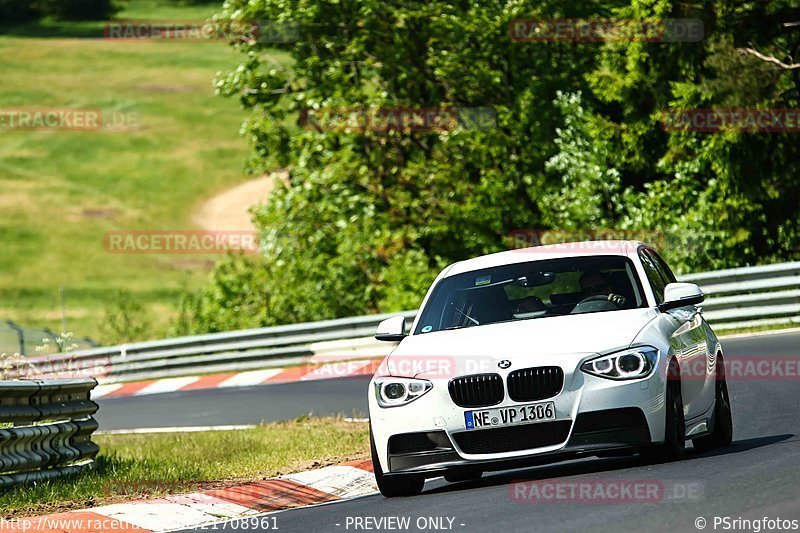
[[368, 363, 667, 478], [388, 407, 651, 476]]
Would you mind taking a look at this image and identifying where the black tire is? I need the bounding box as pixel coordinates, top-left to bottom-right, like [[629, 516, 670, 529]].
[[640, 360, 686, 463], [444, 470, 482, 483], [692, 355, 733, 453], [370, 428, 424, 497]]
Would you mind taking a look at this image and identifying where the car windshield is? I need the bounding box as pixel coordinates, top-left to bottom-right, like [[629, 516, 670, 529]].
[[414, 255, 646, 334]]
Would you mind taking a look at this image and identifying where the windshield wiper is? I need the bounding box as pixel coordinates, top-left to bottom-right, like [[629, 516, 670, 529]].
[[452, 306, 480, 326]]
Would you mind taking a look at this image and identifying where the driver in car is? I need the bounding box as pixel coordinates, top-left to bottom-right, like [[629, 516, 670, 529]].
[[578, 271, 626, 307]]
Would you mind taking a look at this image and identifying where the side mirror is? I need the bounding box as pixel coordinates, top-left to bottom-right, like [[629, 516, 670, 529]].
[[659, 282, 705, 312], [375, 315, 407, 342]]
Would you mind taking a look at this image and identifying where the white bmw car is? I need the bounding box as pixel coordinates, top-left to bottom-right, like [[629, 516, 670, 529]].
[[368, 240, 733, 497]]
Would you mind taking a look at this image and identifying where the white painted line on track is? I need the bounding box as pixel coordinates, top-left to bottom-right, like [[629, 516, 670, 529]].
[[282, 465, 378, 499], [719, 326, 800, 340], [217, 368, 284, 388], [92, 383, 124, 399], [135, 376, 200, 396], [96, 425, 257, 435], [93, 498, 257, 532]]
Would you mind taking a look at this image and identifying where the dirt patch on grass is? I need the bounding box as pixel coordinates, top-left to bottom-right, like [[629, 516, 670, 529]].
[[82, 208, 120, 219], [169, 259, 216, 270], [138, 83, 201, 93], [192, 171, 287, 232]]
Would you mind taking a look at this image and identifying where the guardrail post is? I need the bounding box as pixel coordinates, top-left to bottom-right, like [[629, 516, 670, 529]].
[[6, 320, 25, 355]]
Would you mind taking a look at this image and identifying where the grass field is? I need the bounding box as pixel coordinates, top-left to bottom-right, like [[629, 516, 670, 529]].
[[0, 0, 290, 343], [0, 417, 370, 518], [0, 1, 223, 37]]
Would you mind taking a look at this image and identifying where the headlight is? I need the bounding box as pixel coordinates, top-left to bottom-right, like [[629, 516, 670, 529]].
[[581, 347, 658, 380], [374, 377, 432, 407]]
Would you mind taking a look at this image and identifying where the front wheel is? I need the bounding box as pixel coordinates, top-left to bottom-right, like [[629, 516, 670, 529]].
[[640, 360, 686, 463], [370, 428, 424, 497], [692, 355, 733, 452]]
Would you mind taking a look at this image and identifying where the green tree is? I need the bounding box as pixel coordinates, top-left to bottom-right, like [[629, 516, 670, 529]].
[[585, 0, 800, 271], [0, 0, 40, 23], [101, 291, 151, 344], [0, 0, 118, 23], [37, 0, 118, 20], [183, 0, 800, 332]]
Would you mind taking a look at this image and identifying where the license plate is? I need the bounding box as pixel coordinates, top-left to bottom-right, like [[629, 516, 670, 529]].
[[464, 401, 556, 430]]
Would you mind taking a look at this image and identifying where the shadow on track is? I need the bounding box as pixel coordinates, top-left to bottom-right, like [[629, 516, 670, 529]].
[[423, 433, 794, 496], [687, 433, 795, 458]]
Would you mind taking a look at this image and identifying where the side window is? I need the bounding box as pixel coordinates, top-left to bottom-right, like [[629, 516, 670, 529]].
[[639, 250, 666, 304], [649, 251, 677, 284]]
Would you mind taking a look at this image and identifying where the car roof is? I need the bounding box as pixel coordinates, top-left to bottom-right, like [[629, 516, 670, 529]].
[[444, 240, 650, 278]]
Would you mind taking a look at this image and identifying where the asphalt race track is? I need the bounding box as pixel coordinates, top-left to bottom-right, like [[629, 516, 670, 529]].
[[211, 334, 800, 533], [166, 330, 800, 533], [95, 376, 371, 430]]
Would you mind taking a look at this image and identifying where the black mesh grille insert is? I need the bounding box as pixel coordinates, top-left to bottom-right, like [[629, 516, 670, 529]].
[[453, 421, 571, 454], [448, 374, 504, 408], [388, 431, 453, 455], [507, 366, 564, 402], [572, 408, 647, 433]]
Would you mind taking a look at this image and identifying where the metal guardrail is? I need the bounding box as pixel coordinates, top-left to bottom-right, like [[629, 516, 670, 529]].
[[0, 378, 99, 487], [681, 261, 800, 330], [3, 261, 799, 383], [1, 311, 418, 383]]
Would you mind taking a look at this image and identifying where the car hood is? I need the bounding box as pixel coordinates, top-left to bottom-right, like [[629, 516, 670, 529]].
[[385, 308, 658, 378]]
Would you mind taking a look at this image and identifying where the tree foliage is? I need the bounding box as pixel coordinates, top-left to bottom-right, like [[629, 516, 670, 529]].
[[182, 0, 800, 332], [0, 0, 117, 23], [101, 291, 151, 344]]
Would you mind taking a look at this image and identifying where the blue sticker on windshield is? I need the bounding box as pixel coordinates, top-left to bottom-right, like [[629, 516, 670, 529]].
[[421, 325, 433, 333], [475, 275, 491, 286]]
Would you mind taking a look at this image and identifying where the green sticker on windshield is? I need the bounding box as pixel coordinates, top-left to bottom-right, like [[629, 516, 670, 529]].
[[475, 275, 491, 286]]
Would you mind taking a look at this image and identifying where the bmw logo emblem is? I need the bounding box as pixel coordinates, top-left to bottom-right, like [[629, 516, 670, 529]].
[[498, 360, 511, 369]]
